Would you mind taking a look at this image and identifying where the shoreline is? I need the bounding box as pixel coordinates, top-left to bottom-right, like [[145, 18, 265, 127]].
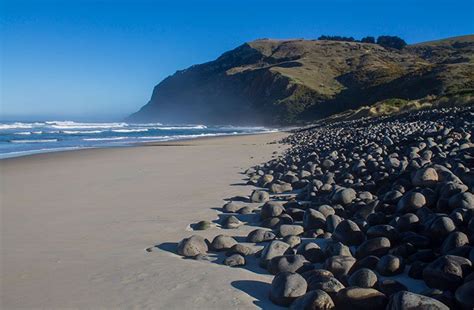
[[0, 129, 287, 160], [1, 131, 289, 309]]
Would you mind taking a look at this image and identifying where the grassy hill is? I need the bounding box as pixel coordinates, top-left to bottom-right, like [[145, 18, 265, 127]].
[[128, 35, 474, 125]]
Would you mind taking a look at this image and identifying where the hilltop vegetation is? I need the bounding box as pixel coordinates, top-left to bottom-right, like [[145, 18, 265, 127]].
[[129, 35, 474, 125]]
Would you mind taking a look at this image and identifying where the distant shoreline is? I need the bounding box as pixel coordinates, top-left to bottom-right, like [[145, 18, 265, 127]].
[[0, 129, 287, 160]]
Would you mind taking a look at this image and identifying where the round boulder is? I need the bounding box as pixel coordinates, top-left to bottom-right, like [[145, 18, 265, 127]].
[[290, 289, 335, 310], [177, 235, 208, 257], [270, 272, 308, 306], [335, 287, 387, 310], [386, 291, 449, 310], [211, 235, 237, 251]]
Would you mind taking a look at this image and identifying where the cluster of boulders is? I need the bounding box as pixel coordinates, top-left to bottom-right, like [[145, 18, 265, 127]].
[[176, 106, 474, 309]]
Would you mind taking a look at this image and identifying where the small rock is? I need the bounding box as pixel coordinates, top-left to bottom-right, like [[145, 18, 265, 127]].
[[376, 255, 404, 276], [268, 254, 309, 275], [412, 167, 439, 187], [260, 240, 291, 267], [324, 255, 357, 280], [194, 220, 211, 230], [246, 229, 276, 243], [250, 190, 270, 203], [377, 279, 407, 296], [332, 219, 365, 246], [333, 188, 357, 205], [224, 254, 245, 267], [222, 215, 243, 229], [211, 235, 237, 251], [260, 201, 285, 219], [356, 237, 391, 258], [278, 224, 304, 237], [348, 268, 378, 288]]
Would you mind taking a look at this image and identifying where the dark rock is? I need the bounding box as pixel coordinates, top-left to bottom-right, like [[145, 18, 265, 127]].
[[423, 255, 472, 291], [270, 272, 308, 306], [429, 216, 456, 240], [177, 235, 208, 257], [441, 231, 469, 255], [335, 287, 387, 310], [356, 237, 391, 258], [366, 225, 400, 241], [211, 235, 237, 251], [194, 220, 212, 230], [324, 255, 357, 280], [408, 261, 427, 279], [332, 219, 365, 246], [387, 291, 449, 310], [260, 201, 285, 219], [226, 244, 253, 256], [290, 289, 335, 310], [397, 191, 426, 213], [377, 279, 407, 296], [268, 254, 309, 275], [222, 201, 243, 213], [349, 255, 380, 274], [307, 275, 345, 297], [250, 190, 270, 203], [455, 280, 474, 309], [246, 229, 276, 243], [260, 240, 291, 267], [222, 215, 243, 229], [333, 188, 357, 205], [224, 254, 245, 266], [278, 224, 304, 237], [348, 268, 378, 288], [376, 255, 405, 276], [303, 209, 326, 230]]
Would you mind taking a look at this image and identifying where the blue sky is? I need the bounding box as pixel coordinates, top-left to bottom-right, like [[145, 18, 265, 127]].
[[1, 0, 473, 120]]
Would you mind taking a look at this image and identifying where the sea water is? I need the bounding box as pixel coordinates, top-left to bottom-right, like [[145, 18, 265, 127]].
[[0, 121, 276, 159]]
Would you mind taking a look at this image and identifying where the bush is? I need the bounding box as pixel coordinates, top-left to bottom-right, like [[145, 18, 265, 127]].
[[376, 36, 407, 50], [361, 36, 376, 44], [318, 35, 356, 42]]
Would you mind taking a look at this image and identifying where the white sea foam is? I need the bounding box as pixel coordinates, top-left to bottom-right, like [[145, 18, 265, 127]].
[[14, 131, 44, 135], [112, 128, 148, 133], [62, 130, 103, 134], [10, 139, 58, 143], [82, 137, 128, 141], [0, 122, 43, 130], [46, 121, 128, 129], [155, 125, 207, 130]]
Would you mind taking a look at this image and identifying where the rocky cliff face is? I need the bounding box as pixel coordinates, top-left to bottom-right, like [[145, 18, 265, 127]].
[[128, 35, 474, 125]]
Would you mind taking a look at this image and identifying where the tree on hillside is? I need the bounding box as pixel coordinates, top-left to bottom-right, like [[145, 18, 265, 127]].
[[376, 35, 407, 49], [361, 36, 376, 44], [318, 35, 356, 42]]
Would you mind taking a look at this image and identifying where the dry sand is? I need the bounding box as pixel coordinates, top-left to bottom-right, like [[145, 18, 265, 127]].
[[1, 132, 289, 309]]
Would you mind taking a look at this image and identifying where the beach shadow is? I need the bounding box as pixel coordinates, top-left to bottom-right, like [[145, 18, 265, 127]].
[[156, 242, 178, 255], [231, 280, 283, 309], [229, 182, 249, 186], [224, 196, 250, 202]]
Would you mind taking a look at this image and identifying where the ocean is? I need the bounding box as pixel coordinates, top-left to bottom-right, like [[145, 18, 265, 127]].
[[0, 120, 276, 159]]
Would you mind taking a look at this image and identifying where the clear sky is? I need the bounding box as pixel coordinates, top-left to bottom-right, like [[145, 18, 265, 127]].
[[1, 0, 473, 121]]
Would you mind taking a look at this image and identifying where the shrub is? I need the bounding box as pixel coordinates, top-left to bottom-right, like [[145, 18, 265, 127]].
[[376, 36, 407, 50]]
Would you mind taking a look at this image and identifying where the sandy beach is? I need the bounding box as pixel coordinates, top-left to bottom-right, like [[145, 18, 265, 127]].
[[1, 132, 288, 309]]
